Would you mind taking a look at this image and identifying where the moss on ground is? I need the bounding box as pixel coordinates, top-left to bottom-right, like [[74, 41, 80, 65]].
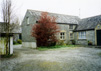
[[37, 45, 81, 51], [97, 52, 101, 56]]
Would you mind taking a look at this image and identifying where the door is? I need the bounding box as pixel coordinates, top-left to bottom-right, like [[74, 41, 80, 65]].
[[97, 30, 101, 46]]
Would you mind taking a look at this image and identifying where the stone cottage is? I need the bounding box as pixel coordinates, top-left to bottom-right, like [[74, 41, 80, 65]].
[[74, 15, 101, 46], [21, 9, 101, 48]]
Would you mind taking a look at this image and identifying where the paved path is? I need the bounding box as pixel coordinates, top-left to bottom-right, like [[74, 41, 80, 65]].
[[0, 46, 101, 71]]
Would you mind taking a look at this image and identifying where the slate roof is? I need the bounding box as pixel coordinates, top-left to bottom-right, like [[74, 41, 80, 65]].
[[75, 15, 101, 31], [0, 22, 21, 34], [28, 9, 80, 24], [25, 10, 101, 31]]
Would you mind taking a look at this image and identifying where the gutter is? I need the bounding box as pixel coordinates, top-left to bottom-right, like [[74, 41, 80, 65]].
[[73, 29, 94, 32]]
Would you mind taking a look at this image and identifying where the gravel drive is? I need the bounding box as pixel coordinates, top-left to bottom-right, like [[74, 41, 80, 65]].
[[0, 46, 101, 71]]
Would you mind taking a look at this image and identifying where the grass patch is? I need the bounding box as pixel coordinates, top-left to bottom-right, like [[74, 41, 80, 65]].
[[66, 45, 81, 47], [37, 45, 62, 51], [37, 45, 81, 51], [98, 52, 101, 56]]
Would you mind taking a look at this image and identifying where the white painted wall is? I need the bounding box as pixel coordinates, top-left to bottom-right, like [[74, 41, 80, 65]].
[[22, 42, 36, 48], [10, 37, 13, 54]]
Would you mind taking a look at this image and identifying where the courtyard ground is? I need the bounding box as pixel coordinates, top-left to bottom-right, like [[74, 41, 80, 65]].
[[0, 45, 101, 71]]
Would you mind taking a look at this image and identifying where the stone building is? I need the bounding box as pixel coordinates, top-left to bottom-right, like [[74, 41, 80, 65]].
[[74, 15, 101, 46], [21, 9, 101, 48], [0, 22, 13, 55]]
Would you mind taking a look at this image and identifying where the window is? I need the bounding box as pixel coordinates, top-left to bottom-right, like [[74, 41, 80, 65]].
[[69, 25, 73, 29], [70, 33, 73, 39], [27, 17, 29, 24], [60, 32, 66, 40], [79, 31, 86, 39], [97, 25, 100, 29]]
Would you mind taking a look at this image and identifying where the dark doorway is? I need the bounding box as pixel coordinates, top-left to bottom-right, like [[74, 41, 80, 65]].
[[19, 34, 22, 40], [97, 30, 101, 46]]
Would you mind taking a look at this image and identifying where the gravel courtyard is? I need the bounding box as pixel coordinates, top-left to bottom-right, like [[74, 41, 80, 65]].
[[0, 46, 101, 71]]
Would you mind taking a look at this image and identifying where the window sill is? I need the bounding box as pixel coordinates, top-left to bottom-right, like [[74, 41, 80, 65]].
[[60, 39, 66, 41], [70, 38, 74, 40], [78, 39, 87, 40]]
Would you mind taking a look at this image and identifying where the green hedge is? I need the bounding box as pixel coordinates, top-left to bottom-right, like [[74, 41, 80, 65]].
[[13, 39, 22, 45], [17, 39, 22, 44]]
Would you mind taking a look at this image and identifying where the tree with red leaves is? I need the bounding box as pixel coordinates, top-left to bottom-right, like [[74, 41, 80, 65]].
[[31, 12, 60, 47]]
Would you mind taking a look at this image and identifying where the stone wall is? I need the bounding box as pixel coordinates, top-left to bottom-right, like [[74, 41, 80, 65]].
[[22, 11, 36, 42], [57, 24, 77, 44], [22, 42, 36, 48], [0, 37, 13, 55], [86, 30, 95, 45], [57, 24, 69, 43], [74, 30, 95, 45]]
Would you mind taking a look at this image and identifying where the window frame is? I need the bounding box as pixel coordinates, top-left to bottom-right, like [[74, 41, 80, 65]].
[[59, 31, 66, 40], [27, 17, 29, 24], [78, 31, 86, 39], [70, 33, 73, 39], [69, 25, 73, 30]]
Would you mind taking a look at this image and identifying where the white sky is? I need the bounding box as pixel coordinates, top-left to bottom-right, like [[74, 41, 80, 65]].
[[0, 0, 101, 22]]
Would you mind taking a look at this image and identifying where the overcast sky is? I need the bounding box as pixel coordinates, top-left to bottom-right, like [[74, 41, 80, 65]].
[[0, 0, 101, 22]]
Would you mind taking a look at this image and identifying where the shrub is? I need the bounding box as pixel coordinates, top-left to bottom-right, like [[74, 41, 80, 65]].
[[71, 40, 75, 45], [57, 40, 65, 45], [88, 41, 92, 45], [13, 41, 17, 44], [66, 41, 70, 45], [48, 41, 56, 46], [17, 39, 22, 44], [1, 54, 13, 58], [31, 12, 60, 47]]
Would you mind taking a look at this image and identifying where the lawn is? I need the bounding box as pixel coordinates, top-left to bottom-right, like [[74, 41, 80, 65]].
[[37, 45, 82, 51]]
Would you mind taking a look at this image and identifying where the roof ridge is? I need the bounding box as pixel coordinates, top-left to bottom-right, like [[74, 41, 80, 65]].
[[81, 15, 101, 20], [27, 9, 79, 18]]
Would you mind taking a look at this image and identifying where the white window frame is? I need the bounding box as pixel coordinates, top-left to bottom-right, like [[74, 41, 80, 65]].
[[70, 33, 73, 39], [59, 32, 66, 40], [27, 17, 29, 24], [79, 31, 86, 39]]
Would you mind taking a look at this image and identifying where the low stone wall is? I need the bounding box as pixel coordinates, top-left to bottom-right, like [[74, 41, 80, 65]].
[[76, 39, 88, 45], [0, 37, 13, 55], [22, 42, 36, 48]]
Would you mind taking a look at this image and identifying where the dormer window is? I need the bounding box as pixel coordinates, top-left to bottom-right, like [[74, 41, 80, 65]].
[[97, 25, 100, 29], [69, 25, 73, 29], [27, 17, 29, 24]]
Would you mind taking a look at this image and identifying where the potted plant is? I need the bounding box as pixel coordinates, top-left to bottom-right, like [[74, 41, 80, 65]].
[[88, 41, 92, 45], [72, 40, 75, 45]]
